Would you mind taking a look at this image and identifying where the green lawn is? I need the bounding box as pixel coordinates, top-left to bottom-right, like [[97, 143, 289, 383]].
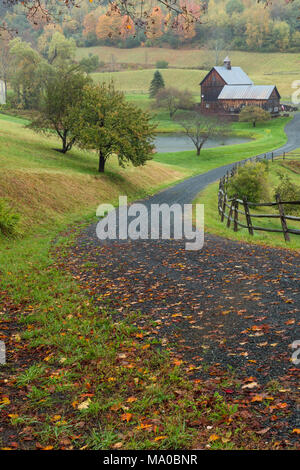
[[153, 118, 290, 173], [194, 158, 300, 250]]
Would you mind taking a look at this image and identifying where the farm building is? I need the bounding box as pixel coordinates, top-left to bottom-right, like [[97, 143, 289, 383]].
[[200, 57, 280, 118]]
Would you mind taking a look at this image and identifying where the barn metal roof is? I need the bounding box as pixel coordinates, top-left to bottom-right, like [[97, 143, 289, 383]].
[[214, 66, 253, 85], [218, 85, 276, 100]]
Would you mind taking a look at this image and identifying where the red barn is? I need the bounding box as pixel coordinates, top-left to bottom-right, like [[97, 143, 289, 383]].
[[200, 57, 280, 118]]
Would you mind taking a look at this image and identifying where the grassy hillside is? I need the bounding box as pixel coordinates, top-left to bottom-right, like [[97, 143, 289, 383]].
[[82, 46, 300, 99], [0, 114, 185, 232], [92, 69, 204, 95]]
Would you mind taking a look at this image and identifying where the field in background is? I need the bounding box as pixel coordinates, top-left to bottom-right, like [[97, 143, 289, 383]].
[[92, 69, 204, 96], [81, 46, 300, 99]]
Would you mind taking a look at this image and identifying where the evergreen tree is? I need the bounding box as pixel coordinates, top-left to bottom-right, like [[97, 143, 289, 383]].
[[149, 70, 165, 98]]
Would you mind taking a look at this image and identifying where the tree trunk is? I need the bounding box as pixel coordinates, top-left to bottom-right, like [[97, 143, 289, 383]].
[[99, 150, 105, 173], [61, 130, 69, 154], [62, 135, 68, 154], [253, 121, 256, 127], [196, 142, 204, 156]]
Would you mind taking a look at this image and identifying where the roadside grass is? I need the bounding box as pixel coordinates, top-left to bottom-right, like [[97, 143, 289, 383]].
[[81, 46, 300, 99], [193, 159, 300, 250], [0, 211, 261, 450]]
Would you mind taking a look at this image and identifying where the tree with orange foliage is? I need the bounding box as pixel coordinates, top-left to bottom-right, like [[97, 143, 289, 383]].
[[83, 10, 99, 37], [173, 1, 204, 40], [96, 4, 123, 42], [26, 2, 50, 31], [120, 15, 135, 38], [146, 6, 164, 39]]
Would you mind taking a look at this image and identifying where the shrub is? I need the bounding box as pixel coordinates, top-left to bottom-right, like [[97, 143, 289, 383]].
[[274, 172, 300, 215], [156, 60, 169, 69], [227, 162, 270, 203], [0, 198, 20, 237]]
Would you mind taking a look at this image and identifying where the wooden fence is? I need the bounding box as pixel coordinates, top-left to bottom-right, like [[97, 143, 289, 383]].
[[218, 152, 300, 242]]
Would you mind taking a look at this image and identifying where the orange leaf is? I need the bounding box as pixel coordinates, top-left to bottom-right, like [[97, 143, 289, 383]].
[[127, 397, 137, 403], [121, 412, 132, 422]]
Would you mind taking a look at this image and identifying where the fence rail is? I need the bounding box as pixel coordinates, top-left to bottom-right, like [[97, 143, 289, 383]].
[[218, 151, 300, 242]]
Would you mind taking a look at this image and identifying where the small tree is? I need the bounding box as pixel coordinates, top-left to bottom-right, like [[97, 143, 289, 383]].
[[73, 83, 156, 173], [149, 70, 165, 98], [29, 67, 90, 153], [175, 111, 228, 156], [154, 87, 194, 118], [228, 161, 270, 203], [239, 105, 271, 127]]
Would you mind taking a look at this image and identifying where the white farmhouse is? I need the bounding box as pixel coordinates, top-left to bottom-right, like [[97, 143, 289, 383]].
[[0, 80, 6, 105]]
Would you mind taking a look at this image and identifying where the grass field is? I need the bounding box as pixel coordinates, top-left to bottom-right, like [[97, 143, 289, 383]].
[[92, 69, 205, 95], [81, 46, 300, 99], [194, 157, 300, 250]]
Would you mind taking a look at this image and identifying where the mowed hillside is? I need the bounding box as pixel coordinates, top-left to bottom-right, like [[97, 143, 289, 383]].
[[0, 114, 184, 232], [78, 46, 300, 99], [92, 69, 205, 95]]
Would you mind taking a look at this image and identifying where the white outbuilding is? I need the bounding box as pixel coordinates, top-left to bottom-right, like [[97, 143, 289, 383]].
[[0, 80, 6, 105]]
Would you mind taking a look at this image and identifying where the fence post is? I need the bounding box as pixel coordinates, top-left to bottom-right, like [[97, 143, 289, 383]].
[[221, 191, 227, 222], [275, 193, 290, 242], [283, 152, 285, 160], [271, 152, 274, 162], [233, 196, 239, 232], [243, 197, 254, 235], [218, 180, 223, 216]]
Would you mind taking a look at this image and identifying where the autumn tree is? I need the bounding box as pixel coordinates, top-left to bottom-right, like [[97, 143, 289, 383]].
[[120, 15, 135, 38], [239, 106, 271, 127], [96, 4, 123, 42], [26, 1, 50, 30], [73, 83, 156, 173], [173, 1, 204, 40], [83, 7, 104, 37], [146, 6, 164, 39]]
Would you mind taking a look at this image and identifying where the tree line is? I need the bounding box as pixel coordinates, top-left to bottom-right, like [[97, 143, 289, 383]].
[[2, 0, 299, 53]]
